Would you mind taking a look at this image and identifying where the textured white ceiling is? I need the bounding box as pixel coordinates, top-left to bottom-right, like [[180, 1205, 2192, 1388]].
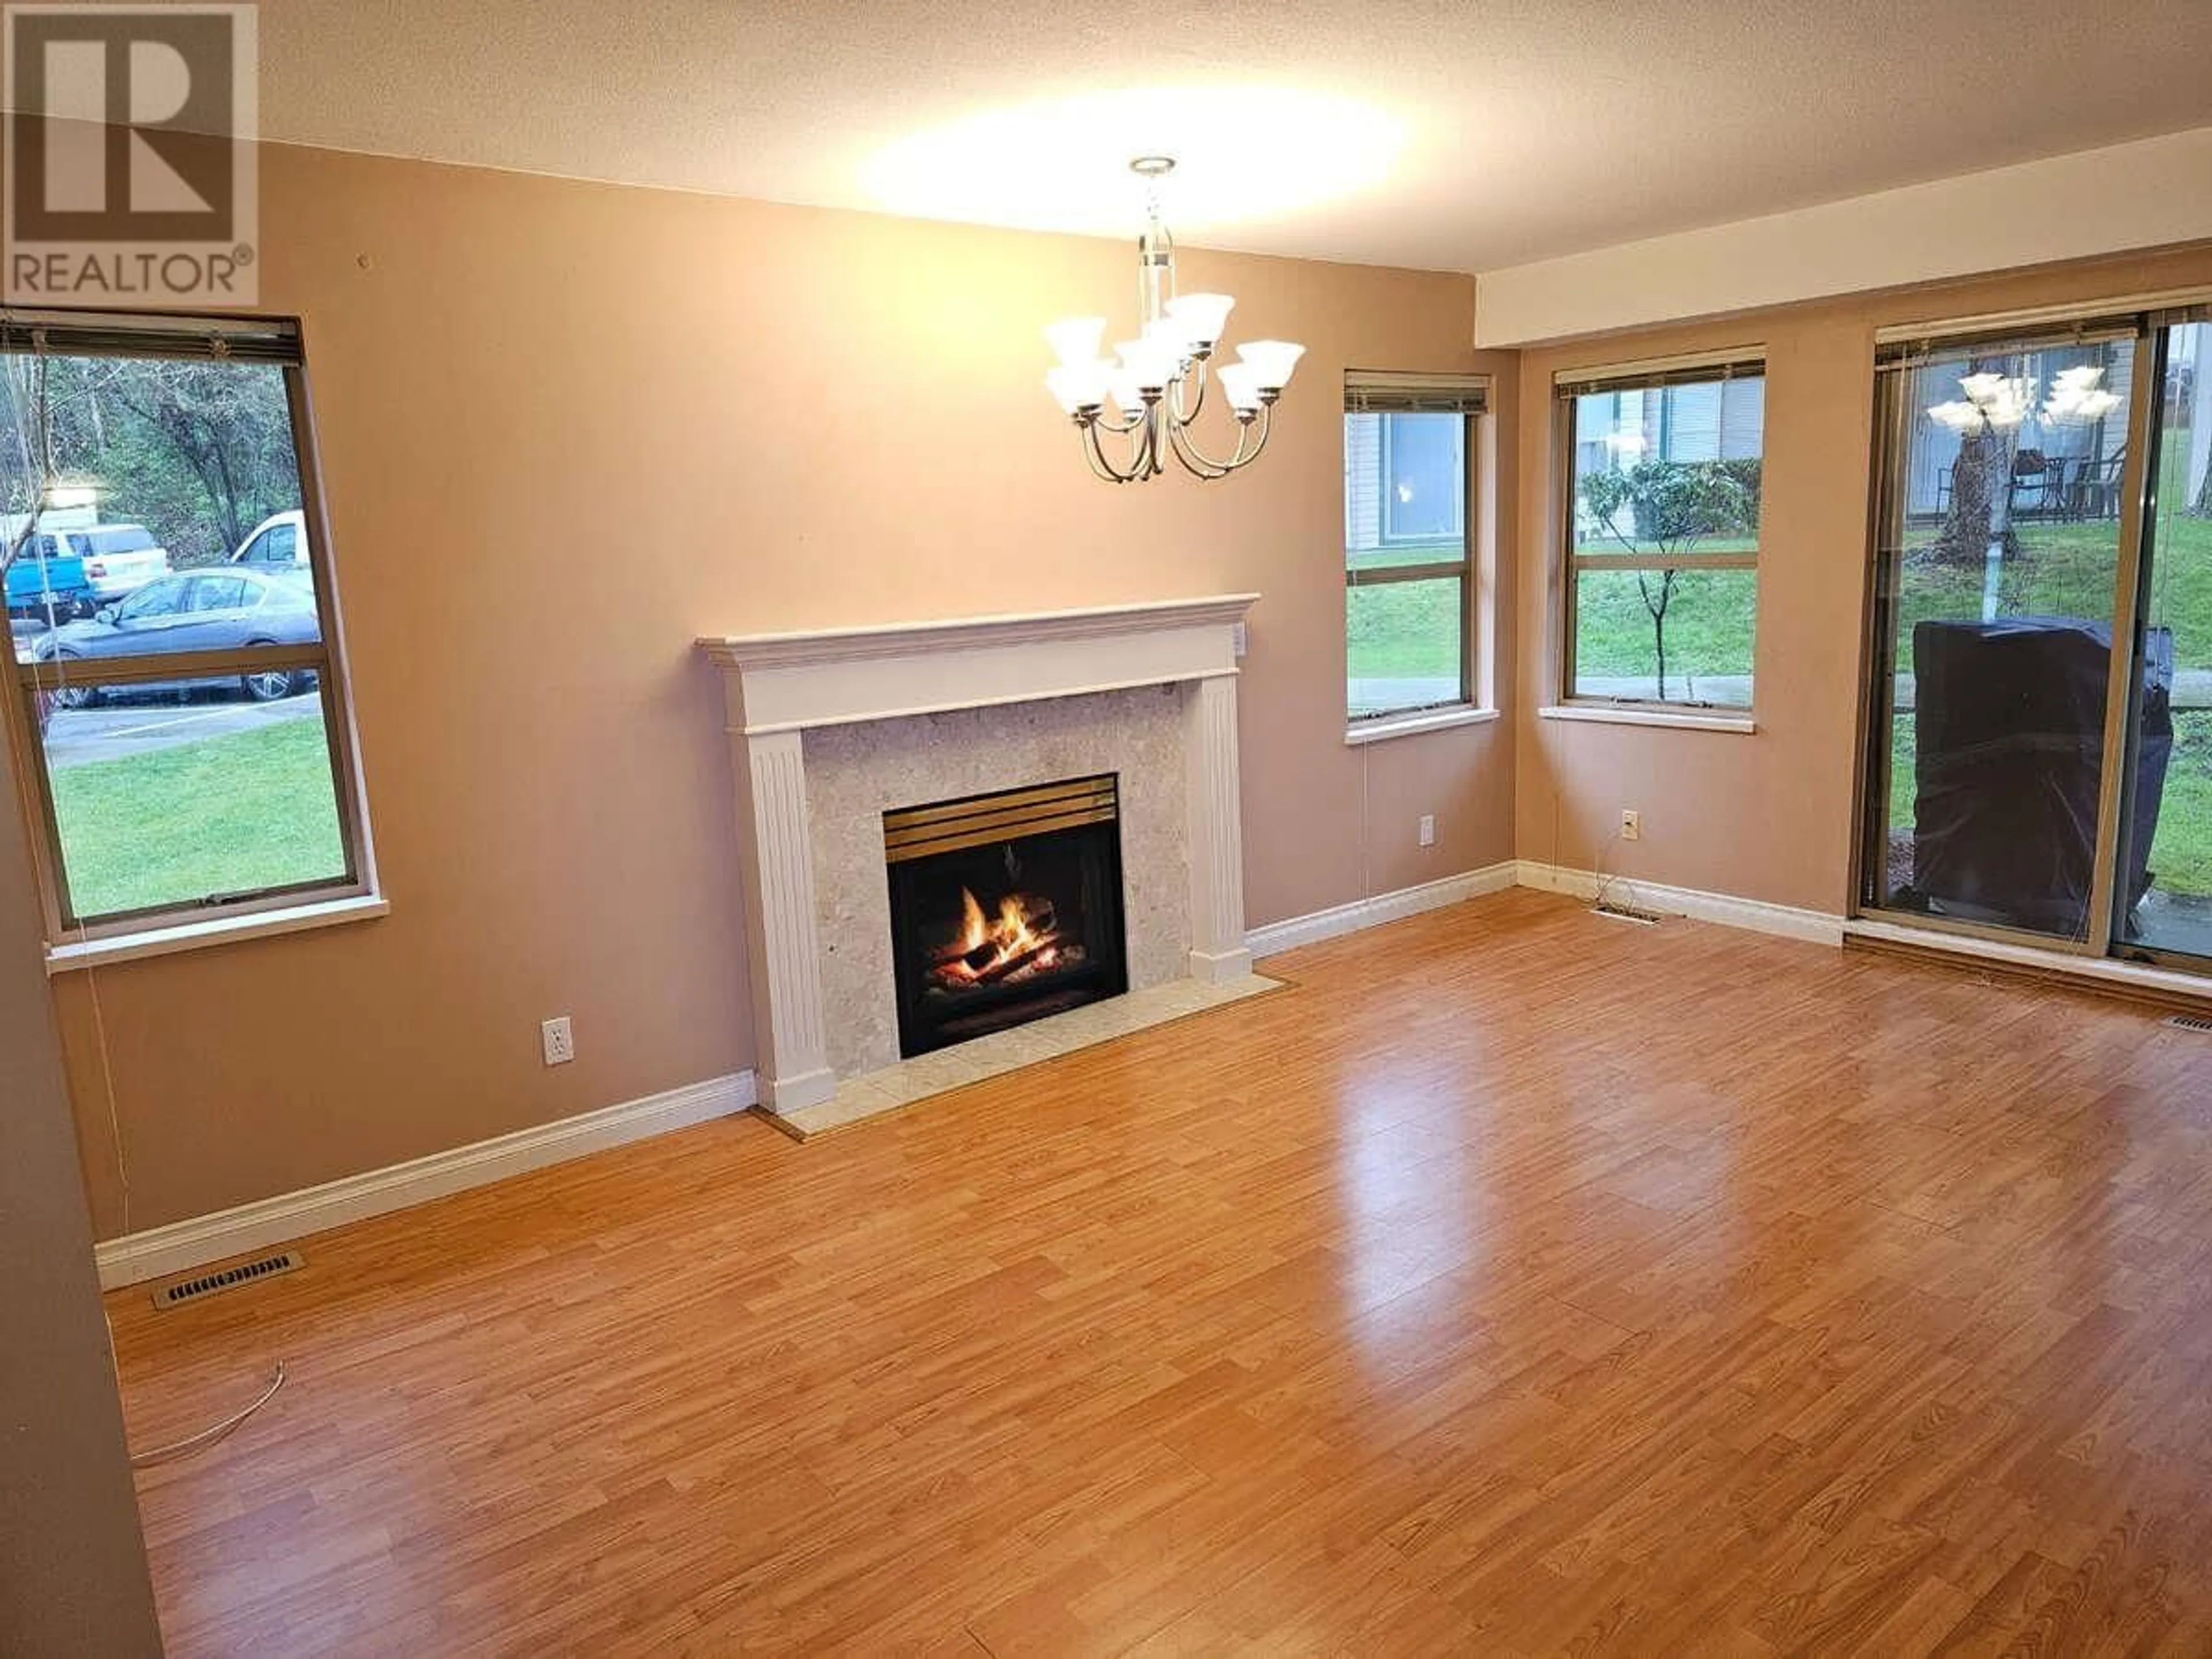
[[245, 0, 2212, 272]]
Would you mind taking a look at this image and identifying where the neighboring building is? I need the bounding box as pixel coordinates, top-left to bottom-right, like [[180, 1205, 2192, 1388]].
[[1344, 412, 1465, 553], [1569, 376, 1765, 545]]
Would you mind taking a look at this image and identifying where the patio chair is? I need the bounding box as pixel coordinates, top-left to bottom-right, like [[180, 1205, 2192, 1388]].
[[2006, 449, 2064, 519], [2065, 448, 2128, 521]]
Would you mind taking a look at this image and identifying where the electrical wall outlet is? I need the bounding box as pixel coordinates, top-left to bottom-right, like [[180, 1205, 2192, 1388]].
[[1620, 809, 1642, 842], [1418, 813, 1437, 848], [541, 1015, 575, 1067]]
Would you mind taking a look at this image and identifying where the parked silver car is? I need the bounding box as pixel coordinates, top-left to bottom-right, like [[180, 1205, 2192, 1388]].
[[26, 567, 321, 709]]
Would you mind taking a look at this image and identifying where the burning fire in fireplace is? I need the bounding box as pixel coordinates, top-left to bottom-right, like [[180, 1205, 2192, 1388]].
[[885, 775, 1125, 1056], [931, 885, 1078, 988]]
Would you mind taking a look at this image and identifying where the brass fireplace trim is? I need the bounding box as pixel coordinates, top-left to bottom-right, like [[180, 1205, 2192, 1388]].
[[883, 775, 1119, 865]]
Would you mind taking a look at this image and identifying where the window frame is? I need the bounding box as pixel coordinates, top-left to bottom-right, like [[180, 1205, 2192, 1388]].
[[1344, 373, 1490, 730], [1, 308, 378, 948], [1555, 350, 1766, 716]]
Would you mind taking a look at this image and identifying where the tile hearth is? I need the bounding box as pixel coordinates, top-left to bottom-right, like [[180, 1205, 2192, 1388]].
[[763, 970, 1281, 1138]]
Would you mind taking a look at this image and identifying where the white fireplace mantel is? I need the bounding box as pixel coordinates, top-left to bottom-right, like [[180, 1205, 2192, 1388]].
[[700, 594, 1259, 1115]]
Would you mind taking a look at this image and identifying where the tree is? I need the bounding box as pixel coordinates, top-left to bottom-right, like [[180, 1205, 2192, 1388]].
[[0, 353, 300, 573], [1578, 459, 1758, 700], [1926, 357, 2029, 569], [0, 352, 55, 577], [1930, 425, 2016, 567], [94, 361, 297, 565]]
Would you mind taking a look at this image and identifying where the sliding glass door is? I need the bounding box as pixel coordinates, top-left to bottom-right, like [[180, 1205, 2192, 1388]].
[[1862, 327, 2142, 948], [2118, 322, 2212, 964], [1861, 305, 2212, 974]]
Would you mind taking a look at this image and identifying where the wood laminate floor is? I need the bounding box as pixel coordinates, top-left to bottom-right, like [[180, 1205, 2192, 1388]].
[[107, 891, 2212, 1655]]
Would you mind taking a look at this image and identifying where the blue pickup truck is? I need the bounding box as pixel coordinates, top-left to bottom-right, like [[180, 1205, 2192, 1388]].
[[5, 533, 93, 618], [4, 526, 170, 619]]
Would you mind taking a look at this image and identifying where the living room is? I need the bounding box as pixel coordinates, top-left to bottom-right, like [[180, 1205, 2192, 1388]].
[[6, 3, 2212, 1652]]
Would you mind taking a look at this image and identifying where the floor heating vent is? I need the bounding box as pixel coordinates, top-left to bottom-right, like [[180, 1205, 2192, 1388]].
[[152, 1249, 304, 1310], [1593, 901, 1662, 927], [2167, 1013, 2212, 1035]]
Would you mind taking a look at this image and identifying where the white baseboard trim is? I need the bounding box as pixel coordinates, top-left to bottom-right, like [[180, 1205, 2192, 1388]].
[[94, 1070, 757, 1291], [1514, 862, 1847, 946], [1246, 861, 1520, 958], [1245, 858, 1844, 961], [759, 1065, 835, 1114]]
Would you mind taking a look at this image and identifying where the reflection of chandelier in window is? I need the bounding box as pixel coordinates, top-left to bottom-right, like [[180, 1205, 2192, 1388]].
[[1927, 365, 2119, 433], [2043, 364, 2121, 424]]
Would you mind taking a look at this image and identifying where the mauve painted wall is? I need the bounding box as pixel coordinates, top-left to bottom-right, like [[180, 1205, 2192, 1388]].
[[1, 686, 162, 1646], [1512, 241, 2212, 916], [52, 141, 1516, 1237]]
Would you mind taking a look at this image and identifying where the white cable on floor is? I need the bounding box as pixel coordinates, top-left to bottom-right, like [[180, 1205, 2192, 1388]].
[[129, 1362, 286, 1468]]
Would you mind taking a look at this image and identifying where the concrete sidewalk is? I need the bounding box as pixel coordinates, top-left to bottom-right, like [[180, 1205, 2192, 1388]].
[[43, 693, 320, 767]]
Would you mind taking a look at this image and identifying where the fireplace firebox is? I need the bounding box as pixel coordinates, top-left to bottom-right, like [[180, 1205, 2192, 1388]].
[[882, 774, 1128, 1058]]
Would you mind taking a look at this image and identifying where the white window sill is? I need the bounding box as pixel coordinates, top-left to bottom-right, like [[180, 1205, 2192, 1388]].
[[46, 894, 389, 974], [1344, 706, 1500, 746], [1539, 704, 1756, 734]]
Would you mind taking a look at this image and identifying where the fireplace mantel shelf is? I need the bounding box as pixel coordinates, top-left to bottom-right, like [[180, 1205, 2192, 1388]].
[[700, 593, 1259, 673], [698, 593, 1259, 1115], [699, 594, 1259, 739]]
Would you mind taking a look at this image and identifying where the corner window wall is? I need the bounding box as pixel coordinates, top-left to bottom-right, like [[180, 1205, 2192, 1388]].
[[1858, 302, 2212, 972], [2, 310, 370, 939], [1558, 358, 1765, 708], [1344, 374, 1487, 724]]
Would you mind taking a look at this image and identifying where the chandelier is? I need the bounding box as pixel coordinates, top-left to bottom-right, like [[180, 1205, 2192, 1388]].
[[1041, 157, 1305, 484]]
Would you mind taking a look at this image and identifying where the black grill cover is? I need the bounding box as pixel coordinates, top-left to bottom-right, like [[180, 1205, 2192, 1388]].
[[1912, 618, 2172, 935]]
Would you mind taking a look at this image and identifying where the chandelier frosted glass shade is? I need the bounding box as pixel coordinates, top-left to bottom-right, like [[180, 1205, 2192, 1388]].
[[1164, 291, 1234, 350], [1044, 359, 1111, 416], [1042, 158, 1302, 484], [1042, 316, 1108, 370], [1235, 339, 1305, 391], [1214, 361, 1265, 415]]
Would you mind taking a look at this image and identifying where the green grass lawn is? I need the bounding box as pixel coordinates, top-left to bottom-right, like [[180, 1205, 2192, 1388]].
[[1347, 577, 1463, 680], [50, 715, 347, 920], [2157, 714, 2212, 893], [1570, 535, 1759, 689], [1573, 566, 1758, 689]]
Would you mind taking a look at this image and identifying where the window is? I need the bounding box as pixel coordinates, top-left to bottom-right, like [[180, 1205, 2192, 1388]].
[[2, 310, 372, 941], [188, 574, 248, 612], [113, 577, 185, 622], [1559, 355, 1765, 709], [241, 520, 297, 566], [1344, 373, 1488, 722], [84, 526, 157, 554]]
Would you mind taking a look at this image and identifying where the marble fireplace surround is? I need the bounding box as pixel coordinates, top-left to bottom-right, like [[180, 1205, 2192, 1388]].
[[700, 594, 1260, 1118]]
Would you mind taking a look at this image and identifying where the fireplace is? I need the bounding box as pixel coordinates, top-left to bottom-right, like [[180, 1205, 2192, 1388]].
[[883, 774, 1129, 1058]]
